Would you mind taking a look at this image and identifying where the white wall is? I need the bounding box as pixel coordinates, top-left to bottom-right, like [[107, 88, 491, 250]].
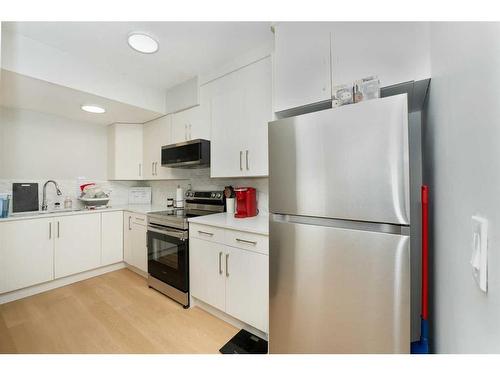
[[0, 106, 139, 208], [424, 22, 500, 353], [0, 106, 108, 180]]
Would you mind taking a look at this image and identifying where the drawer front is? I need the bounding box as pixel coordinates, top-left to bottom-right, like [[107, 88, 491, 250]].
[[225, 229, 269, 255], [189, 223, 225, 244], [131, 213, 147, 226]]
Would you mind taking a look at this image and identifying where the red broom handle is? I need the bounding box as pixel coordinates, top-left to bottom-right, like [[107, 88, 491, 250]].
[[421, 185, 429, 320]]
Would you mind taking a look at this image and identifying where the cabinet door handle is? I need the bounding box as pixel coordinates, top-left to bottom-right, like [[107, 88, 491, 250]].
[[225, 253, 229, 277], [49, 222, 52, 239], [236, 238, 257, 245], [152, 162, 155, 176], [184, 124, 187, 140], [128, 216, 132, 230], [218, 251, 223, 275], [239, 151, 243, 171], [139, 163, 142, 177], [155, 162, 158, 176], [57, 221, 60, 238], [198, 230, 213, 236], [189, 123, 192, 140], [246, 150, 249, 170]]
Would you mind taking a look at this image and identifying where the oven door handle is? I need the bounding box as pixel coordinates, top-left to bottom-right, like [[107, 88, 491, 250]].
[[148, 225, 187, 240]]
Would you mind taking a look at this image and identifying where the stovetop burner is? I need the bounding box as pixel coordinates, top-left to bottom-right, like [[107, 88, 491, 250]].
[[147, 189, 225, 230]]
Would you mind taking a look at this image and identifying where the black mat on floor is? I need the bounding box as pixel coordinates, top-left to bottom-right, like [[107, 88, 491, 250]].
[[219, 329, 268, 354]]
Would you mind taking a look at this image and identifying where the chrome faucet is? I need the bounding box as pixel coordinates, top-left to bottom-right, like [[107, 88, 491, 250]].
[[41, 180, 62, 211]]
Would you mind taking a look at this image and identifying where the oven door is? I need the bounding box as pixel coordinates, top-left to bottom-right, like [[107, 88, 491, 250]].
[[147, 224, 189, 293]]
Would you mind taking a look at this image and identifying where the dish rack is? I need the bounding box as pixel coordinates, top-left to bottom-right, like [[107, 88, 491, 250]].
[[78, 183, 110, 207]]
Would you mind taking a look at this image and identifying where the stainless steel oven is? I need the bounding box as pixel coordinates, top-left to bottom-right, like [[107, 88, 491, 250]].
[[146, 189, 225, 308], [147, 220, 189, 307]]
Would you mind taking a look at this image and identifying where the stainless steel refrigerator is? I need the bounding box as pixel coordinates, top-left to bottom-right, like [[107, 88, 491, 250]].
[[268, 94, 411, 354]]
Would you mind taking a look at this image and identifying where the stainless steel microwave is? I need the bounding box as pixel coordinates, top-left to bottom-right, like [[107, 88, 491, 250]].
[[161, 139, 210, 168]]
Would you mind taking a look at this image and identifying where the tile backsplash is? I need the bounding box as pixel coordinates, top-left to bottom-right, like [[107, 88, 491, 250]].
[[0, 179, 138, 212], [145, 168, 269, 214], [0, 169, 269, 214]]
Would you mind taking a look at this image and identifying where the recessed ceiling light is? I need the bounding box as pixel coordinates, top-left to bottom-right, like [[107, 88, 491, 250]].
[[127, 32, 159, 54], [81, 105, 106, 114]]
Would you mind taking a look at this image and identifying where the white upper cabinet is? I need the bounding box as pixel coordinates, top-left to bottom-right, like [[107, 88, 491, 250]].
[[108, 123, 143, 180], [273, 22, 332, 113], [209, 56, 272, 178], [273, 22, 431, 113], [330, 22, 431, 88], [171, 105, 208, 144], [211, 89, 246, 177], [143, 115, 190, 180], [171, 112, 188, 144], [143, 115, 170, 180]]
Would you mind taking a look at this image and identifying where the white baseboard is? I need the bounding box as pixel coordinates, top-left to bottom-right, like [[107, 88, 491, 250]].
[[0, 262, 126, 304], [191, 297, 268, 341]]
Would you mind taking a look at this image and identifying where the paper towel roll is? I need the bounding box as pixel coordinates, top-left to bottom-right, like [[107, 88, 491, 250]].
[[176, 185, 184, 208]]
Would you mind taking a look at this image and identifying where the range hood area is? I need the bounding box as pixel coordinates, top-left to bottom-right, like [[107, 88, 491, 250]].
[[161, 139, 211, 168]]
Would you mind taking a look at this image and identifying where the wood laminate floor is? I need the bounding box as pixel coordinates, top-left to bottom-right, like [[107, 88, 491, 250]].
[[0, 269, 238, 353]]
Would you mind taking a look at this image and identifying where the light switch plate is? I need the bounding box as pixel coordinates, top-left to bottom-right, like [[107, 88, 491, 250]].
[[471, 215, 488, 293]]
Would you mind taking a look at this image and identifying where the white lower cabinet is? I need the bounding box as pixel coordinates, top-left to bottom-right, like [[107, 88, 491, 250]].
[[189, 226, 269, 333], [101, 211, 124, 266], [123, 212, 148, 274], [123, 212, 133, 267], [131, 222, 147, 273], [225, 246, 268, 333], [0, 211, 127, 295], [190, 237, 226, 311], [54, 213, 101, 278], [0, 218, 54, 294]]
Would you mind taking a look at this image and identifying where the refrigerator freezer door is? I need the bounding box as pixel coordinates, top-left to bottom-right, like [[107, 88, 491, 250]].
[[269, 94, 410, 225], [269, 216, 410, 353]]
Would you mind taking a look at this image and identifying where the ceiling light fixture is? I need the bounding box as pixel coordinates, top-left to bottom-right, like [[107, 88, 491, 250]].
[[127, 32, 159, 54], [81, 105, 106, 114]]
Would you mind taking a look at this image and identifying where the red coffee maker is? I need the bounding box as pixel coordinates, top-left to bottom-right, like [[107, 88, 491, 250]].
[[234, 187, 257, 218]]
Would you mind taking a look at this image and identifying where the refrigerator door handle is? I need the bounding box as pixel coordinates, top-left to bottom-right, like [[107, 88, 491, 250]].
[[271, 214, 410, 236]]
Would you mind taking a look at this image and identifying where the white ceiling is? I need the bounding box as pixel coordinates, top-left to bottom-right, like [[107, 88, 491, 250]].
[[2, 22, 273, 91], [0, 69, 163, 125]]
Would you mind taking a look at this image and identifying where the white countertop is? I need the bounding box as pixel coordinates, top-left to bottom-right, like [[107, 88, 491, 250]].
[[1, 206, 270, 236], [188, 213, 269, 236], [0, 204, 166, 223]]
